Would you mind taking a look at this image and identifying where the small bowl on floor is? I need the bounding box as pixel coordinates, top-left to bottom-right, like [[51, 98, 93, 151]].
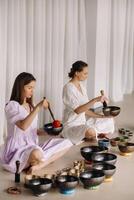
[[44, 123, 63, 136], [80, 146, 108, 162], [110, 137, 120, 147], [118, 142, 134, 154], [118, 128, 134, 138], [80, 170, 105, 189], [98, 139, 110, 148]]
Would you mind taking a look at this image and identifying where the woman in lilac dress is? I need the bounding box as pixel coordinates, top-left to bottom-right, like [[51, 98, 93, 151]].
[[0, 72, 72, 174]]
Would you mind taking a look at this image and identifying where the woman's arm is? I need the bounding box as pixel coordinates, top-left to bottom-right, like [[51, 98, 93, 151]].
[[37, 129, 47, 136], [16, 99, 48, 131], [74, 96, 104, 114], [85, 109, 106, 118]]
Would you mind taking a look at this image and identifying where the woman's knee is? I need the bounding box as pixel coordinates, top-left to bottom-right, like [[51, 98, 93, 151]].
[[30, 149, 43, 160], [85, 128, 96, 139]]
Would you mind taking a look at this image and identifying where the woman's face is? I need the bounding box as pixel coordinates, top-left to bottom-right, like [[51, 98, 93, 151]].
[[23, 81, 36, 99], [75, 67, 88, 81]]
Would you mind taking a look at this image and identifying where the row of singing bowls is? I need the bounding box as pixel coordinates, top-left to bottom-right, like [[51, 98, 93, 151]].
[[118, 128, 133, 137], [26, 169, 115, 194], [110, 136, 131, 147], [92, 163, 116, 179], [56, 172, 105, 191], [80, 170, 105, 189], [103, 106, 120, 117], [80, 146, 108, 161]]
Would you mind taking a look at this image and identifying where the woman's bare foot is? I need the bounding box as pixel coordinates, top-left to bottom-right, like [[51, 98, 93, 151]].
[[98, 133, 109, 139], [26, 161, 45, 174], [84, 137, 97, 143]]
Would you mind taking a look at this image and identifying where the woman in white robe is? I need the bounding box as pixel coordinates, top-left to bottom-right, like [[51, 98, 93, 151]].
[[61, 61, 114, 145]]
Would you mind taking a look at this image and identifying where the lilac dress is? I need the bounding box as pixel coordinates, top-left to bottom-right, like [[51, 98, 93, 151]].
[[0, 101, 72, 173]]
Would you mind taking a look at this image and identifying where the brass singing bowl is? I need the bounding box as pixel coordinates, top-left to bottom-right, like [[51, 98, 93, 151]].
[[118, 142, 134, 154]]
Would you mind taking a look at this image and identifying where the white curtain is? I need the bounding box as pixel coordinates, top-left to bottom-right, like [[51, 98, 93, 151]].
[[0, 0, 87, 145], [93, 0, 134, 101]]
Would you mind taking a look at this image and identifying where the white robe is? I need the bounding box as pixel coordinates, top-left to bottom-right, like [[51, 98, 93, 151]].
[[61, 82, 114, 144]]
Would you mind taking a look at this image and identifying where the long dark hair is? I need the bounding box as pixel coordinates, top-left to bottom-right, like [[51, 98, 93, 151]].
[[10, 72, 36, 108], [68, 60, 88, 78]]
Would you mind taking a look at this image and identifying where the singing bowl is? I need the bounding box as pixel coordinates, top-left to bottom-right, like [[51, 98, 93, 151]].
[[118, 142, 134, 153], [110, 137, 120, 147], [27, 178, 41, 190], [26, 177, 52, 190], [80, 146, 108, 161], [80, 170, 105, 189], [98, 139, 110, 148], [56, 175, 78, 191], [92, 163, 116, 178], [91, 153, 117, 165], [103, 106, 120, 117], [44, 123, 63, 136], [39, 178, 53, 192]]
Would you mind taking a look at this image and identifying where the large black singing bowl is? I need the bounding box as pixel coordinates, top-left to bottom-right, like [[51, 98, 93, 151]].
[[27, 178, 52, 192], [56, 175, 78, 191], [80, 146, 108, 161], [91, 153, 117, 165], [27, 178, 41, 190], [80, 170, 105, 189], [92, 163, 116, 179], [103, 106, 120, 117], [39, 178, 53, 192], [44, 123, 63, 136]]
